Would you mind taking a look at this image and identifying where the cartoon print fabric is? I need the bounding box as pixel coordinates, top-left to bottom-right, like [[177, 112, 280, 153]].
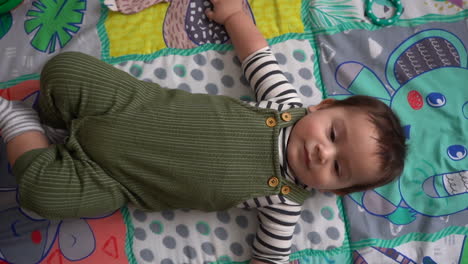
[[0, 0, 467, 263], [318, 20, 468, 264]]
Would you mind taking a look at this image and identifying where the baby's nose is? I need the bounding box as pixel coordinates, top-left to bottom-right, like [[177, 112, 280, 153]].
[[318, 144, 335, 164]]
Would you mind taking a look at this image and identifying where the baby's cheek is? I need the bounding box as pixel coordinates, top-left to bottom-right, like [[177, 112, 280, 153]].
[[308, 170, 328, 188]]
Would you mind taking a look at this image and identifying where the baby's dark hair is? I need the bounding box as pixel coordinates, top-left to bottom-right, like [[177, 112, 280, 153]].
[[328, 95, 407, 195]]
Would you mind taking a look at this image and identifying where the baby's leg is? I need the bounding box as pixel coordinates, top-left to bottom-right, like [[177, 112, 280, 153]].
[[38, 51, 156, 128], [0, 97, 48, 165], [12, 141, 128, 219], [10, 52, 157, 219], [0, 98, 44, 143], [1, 49, 131, 165], [6, 132, 48, 166]]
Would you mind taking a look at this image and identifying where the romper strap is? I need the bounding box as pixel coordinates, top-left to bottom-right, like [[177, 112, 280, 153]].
[[276, 108, 307, 129]]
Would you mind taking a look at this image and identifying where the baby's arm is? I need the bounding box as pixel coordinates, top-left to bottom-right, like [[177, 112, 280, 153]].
[[206, 0, 302, 108], [254, 201, 302, 263], [205, 0, 267, 62], [242, 48, 303, 107]]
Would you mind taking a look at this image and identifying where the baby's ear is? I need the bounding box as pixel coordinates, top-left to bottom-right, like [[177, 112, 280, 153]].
[[319, 189, 346, 196], [331, 190, 347, 196], [307, 98, 336, 112]]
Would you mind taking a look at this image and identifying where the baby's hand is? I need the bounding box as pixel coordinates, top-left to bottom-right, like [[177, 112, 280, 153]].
[[205, 0, 244, 25]]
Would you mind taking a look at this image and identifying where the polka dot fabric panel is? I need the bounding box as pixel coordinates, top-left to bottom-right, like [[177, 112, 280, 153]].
[[113, 39, 323, 107], [128, 191, 344, 263], [2, 1, 468, 264]]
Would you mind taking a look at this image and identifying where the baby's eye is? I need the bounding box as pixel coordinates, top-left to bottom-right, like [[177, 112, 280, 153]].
[[334, 160, 340, 175], [330, 127, 336, 142]]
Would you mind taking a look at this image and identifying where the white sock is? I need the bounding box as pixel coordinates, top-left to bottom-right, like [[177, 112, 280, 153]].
[[0, 97, 45, 143]]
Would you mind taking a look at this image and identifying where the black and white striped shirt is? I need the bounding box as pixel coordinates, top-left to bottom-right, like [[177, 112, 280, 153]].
[[238, 47, 310, 263]]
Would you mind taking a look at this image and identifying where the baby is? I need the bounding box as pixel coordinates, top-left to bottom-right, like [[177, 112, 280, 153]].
[[0, 0, 406, 263]]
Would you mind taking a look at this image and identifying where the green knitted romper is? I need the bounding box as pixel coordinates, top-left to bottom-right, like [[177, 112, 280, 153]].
[[12, 52, 310, 219]]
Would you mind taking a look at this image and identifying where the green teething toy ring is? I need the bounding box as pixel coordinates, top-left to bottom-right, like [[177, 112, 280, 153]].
[[0, 0, 22, 14], [365, 0, 403, 26]]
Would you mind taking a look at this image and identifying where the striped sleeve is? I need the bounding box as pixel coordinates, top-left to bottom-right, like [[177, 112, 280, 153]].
[[241, 47, 302, 108], [251, 198, 302, 263]]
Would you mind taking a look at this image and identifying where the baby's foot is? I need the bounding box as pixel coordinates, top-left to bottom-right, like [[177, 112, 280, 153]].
[[0, 97, 44, 143]]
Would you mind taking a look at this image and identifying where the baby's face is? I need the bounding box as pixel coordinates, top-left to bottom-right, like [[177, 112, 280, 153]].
[[287, 101, 380, 192]]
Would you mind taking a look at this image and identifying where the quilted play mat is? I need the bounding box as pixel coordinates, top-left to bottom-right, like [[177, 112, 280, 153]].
[[0, 0, 467, 263]]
